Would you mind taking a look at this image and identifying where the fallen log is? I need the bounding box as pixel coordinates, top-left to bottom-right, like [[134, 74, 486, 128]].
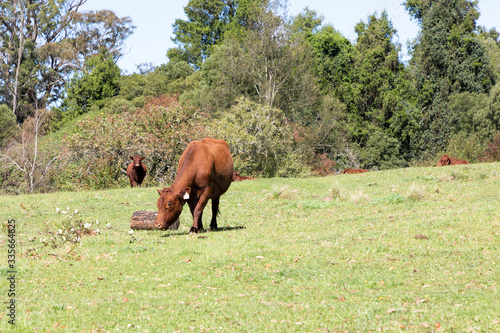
[[130, 210, 180, 230]]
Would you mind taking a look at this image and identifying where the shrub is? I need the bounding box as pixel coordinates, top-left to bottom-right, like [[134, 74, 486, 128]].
[[361, 131, 405, 170], [0, 104, 18, 148], [208, 98, 311, 177], [53, 95, 208, 190], [480, 131, 500, 162], [445, 131, 486, 163], [313, 153, 337, 176]]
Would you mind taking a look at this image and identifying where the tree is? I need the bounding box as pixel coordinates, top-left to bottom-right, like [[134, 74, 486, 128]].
[[404, 0, 495, 154], [58, 50, 121, 122], [349, 12, 406, 142], [290, 7, 323, 37], [0, 0, 134, 122], [0, 106, 58, 193], [203, 1, 319, 123], [168, 0, 261, 68], [0, 104, 18, 148], [311, 12, 407, 146], [478, 27, 500, 81], [309, 25, 353, 97]]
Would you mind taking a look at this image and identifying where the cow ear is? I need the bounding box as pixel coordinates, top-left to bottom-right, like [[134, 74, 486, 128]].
[[181, 187, 191, 200], [157, 189, 162, 195], [130, 156, 134, 160], [141, 156, 145, 161]]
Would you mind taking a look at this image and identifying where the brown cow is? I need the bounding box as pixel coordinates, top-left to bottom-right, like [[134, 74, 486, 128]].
[[341, 168, 369, 174], [435, 154, 469, 167], [155, 138, 233, 233], [127, 155, 147, 187], [232, 171, 255, 182]]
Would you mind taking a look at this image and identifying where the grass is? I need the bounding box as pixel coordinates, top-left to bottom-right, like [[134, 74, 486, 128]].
[[1, 163, 499, 331]]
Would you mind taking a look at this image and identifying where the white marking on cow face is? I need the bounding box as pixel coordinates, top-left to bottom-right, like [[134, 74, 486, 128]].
[[183, 192, 190, 200]]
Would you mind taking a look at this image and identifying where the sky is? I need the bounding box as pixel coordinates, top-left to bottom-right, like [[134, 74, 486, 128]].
[[80, 0, 500, 74]]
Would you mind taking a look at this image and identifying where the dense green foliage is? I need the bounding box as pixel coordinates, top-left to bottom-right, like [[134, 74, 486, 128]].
[[1, 0, 500, 193], [168, 0, 261, 68], [56, 51, 121, 125], [404, 0, 495, 154], [0, 104, 18, 148], [209, 98, 311, 177]]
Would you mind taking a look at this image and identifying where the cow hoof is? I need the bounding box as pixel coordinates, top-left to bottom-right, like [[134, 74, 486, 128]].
[[189, 227, 199, 234], [210, 226, 218, 232]]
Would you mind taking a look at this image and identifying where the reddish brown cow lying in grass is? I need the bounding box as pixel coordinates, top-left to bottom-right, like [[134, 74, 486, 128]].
[[155, 138, 234, 234], [127, 155, 147, 187], [435, 154, 469, 167], [341, 168, 369, 174], [232, 171, 255, 182]]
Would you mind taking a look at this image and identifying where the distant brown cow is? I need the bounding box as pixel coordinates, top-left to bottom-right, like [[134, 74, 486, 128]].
[[155, 138, 233, 234], [127, 155, 147, 187], [342, 168, 369, 174], [435, 154, 469, 167], [232, 171, 255, 182]]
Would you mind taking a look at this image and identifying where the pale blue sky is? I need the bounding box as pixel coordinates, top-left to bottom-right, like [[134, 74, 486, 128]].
[[81, 0, 499, 74]]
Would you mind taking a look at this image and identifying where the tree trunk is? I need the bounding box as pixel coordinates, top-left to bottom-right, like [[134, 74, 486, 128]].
[[130, 210, 180, 230], [12, 0, 26, 116]]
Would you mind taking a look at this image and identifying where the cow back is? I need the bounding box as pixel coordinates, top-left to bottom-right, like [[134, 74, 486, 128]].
[[436, 154, 469, 166], [175, 138, 233, 196], [342, 168, 368, 174]]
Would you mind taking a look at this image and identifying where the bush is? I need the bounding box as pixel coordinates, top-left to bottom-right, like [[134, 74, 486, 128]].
[[209, 98, 311, 177], [480, 131, 500, 162], [53, 95, 208, 190], [445, 131, 486, 163], [361, 131, 405, 170], [0, 104, 18, 148], [100, 97, 137, 114]]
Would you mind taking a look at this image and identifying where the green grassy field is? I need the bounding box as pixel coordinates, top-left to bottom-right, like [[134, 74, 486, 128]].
[[1, 163, 499, 332]]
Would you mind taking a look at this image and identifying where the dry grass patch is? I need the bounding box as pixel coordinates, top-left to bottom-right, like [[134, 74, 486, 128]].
[[407, 183, 426, 201], [350, 190, 369, 204]]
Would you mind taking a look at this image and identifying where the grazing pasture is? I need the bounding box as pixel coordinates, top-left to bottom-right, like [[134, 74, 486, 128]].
[[1, 163, 499, 331]]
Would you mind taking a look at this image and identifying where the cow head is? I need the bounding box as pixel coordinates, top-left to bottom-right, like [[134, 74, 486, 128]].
[[436, 154, 451, 167], [130, 155, 145, 168], [232, 171, 241, 182], [155, 187, 191, 229]]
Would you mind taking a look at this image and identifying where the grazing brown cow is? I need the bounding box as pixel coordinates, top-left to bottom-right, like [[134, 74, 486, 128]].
[[435, 154, 469, 167], [155, 138, 233, 233], [341, 168, 369, 174], [232, 171, 255, 182], [127, 155, 147, 187]]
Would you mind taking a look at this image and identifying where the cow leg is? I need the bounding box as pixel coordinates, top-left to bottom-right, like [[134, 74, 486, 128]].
[[189, 188, 212, 234], [210, 196, 220, 231], [187, 192, 203, 231]]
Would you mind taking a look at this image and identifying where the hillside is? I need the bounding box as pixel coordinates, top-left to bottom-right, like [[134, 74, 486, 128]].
[[1, 162, 499, 331]]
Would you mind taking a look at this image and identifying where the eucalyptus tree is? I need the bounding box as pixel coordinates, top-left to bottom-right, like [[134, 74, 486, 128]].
[[168, 0, 262, 69], [204, 1, 320, 123], [0, 0, 135, 122]]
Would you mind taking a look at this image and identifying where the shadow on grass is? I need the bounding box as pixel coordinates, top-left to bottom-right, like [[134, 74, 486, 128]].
[[158, 225, 246, 238]]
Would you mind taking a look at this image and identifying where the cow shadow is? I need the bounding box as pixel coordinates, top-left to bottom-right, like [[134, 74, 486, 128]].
[[158, 225, 245, 238]]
